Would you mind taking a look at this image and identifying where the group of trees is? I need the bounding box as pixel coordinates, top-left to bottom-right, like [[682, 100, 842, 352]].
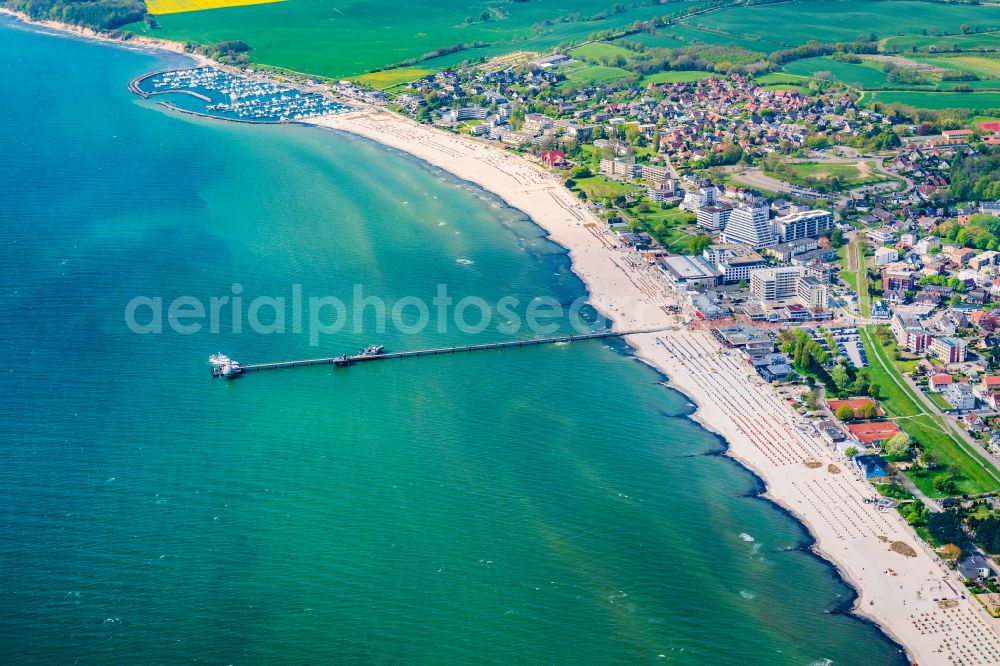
[[769, 38, 879, 66], [950, 152, 1000, 202], [938, 213, 1000, 251], [5, 0, 145, 30], [834, 401, 879, 421], [780, 329, 829, 375]]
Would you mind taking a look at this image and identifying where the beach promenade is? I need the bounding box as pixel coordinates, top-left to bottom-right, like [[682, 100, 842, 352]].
[[312, 108, 1000, 665]]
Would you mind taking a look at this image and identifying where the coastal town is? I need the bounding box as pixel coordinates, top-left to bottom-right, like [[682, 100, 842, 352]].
[[131, 33, 1000, 663], [9, 0, 1000, 660], [310, 38, 1000, 663]]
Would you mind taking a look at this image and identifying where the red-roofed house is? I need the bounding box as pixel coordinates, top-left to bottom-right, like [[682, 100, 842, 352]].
[[846, 421, 902, 446], [929, 374, 953, 392]]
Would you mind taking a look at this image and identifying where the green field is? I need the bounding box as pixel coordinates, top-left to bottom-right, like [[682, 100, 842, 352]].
[[615, 33, 686, 50], [782, 56, 888, 88], [640, 70, 716, 85], [755, 72, 809, 85], [684, 0, 1000, 49], [867, 90, 1000, 110], [569, 175, 638, 200], [861, 327, 1000, 497], [128, 0, 703, 78], [884, 30, 1000, 53], [763, 83, 810, 95], [918, 55, 1000, 78], [353, 67, 434, 89], [565, 64, 632, 84], [569, 42, 633, 63], [657, 24, 784, 53]]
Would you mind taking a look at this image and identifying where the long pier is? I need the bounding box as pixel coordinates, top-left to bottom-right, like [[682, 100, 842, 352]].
[[235, 328, 665, 375]]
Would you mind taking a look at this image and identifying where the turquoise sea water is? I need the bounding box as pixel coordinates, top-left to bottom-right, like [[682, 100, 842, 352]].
[[0, 18, 907, 665]]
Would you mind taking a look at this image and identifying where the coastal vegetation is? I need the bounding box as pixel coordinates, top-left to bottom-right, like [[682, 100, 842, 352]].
[[5, 0, 144, 29]]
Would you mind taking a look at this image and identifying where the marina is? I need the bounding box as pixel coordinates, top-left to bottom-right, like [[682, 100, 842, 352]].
[[130, 67, 349, 123], [210, 328, 666, 378]]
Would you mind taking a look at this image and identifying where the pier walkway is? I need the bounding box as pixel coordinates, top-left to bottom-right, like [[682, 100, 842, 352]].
[[236, 328, 665, 374]]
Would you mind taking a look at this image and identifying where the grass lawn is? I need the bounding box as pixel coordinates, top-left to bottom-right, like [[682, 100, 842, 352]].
[[565, 64, 632, 84], [569, 175, 638, 201], [928, 392, 953, 411], [569, 42, 633, 63], [353, 67, 434, 89], [640, 70, 716, 85], [625, 204, 697, 249], [861, 327, 1000, 496], [782, 57, 888, 89], [763, 83, 811, 95], [763, 160, 890, 191], [866, 90, 1000, 111]]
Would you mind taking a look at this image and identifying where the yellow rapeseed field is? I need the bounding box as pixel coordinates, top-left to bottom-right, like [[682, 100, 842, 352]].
[[146, 0, 282, 16]]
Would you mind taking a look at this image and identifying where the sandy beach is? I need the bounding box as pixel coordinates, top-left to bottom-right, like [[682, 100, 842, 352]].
[[313, 108, 1000, 665]]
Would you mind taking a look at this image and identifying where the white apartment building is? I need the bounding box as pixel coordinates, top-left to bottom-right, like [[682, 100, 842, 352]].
[[721, 202, 776, 249], [771, 209, 833, 243], [749, 266, 828, 308], [696, 203, 733, 232]]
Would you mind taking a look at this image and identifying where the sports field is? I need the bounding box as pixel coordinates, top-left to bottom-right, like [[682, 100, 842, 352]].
[[569, 42, 633, 64], [565, 64, 631, 85]]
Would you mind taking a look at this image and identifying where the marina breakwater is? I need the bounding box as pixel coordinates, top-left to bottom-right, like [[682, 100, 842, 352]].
[[129, 66, 349, 123]]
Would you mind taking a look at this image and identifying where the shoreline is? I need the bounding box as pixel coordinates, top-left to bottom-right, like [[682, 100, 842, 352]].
[[7, 11, 1000, 661], [0, 8, 210, 66], [311, 108, 1000, 664]]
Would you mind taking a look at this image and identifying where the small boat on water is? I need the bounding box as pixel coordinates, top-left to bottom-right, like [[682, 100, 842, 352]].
[[209, 353, 242, 379], [359, 344, 385, 357]]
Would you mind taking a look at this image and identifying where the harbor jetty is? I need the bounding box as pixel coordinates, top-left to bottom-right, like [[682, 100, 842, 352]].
[[211, 328, 666, 379]]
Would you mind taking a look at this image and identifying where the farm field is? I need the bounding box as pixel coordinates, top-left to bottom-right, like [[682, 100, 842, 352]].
[[615, 33, 686, 50], [782, 56, 888, 88], [917, 55, 1000, 78], [128, 0, 702, 78], [146, 0, 280, 14], [657, 24, 783, 53], [867, 90, 1000, 110], [883, 30, 1000, 53], [640, 70, 716, 84], [684, 0, 1000, 49]]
